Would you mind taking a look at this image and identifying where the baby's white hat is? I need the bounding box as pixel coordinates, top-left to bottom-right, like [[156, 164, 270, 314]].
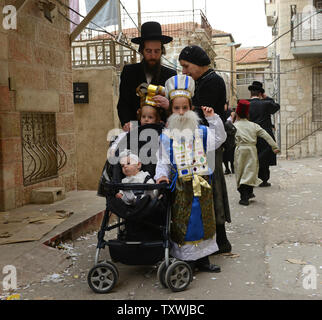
[[165, 74, 195, 101], [119, 149, 140, 164]]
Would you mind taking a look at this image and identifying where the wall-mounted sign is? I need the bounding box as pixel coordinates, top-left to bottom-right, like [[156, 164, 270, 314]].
[[73, 82, 89, 104]]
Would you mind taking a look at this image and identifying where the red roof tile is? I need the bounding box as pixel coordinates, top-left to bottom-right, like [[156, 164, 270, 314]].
[[236, 47, 268, 64]]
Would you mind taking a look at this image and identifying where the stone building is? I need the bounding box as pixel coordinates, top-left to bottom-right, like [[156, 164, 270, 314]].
[[0, 0, 77, 210], [212, 30, 240, 108], [265, 0, 322, 158], [236, 46, 272, 100]]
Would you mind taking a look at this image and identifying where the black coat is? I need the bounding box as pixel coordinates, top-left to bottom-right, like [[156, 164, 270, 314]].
[[192, 69, 227, 124], [192, 69, 230, 225], [117, 61, 177, 126], [248, 97, 280, 166]]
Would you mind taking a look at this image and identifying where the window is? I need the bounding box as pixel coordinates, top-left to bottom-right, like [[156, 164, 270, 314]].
[[236, 69, 265, 85], [312, 67, 322, 122], [314, 0, 322, 10]]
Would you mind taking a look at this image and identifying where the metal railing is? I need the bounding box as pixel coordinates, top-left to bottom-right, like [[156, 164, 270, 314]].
[[76, 9, 213, 42], [72, 39, 139, 69], [291, 12, 322, 42], [286, 109, 322, 157], [237, 77, 265, 85], [120, 9, 213, 40], [21, 112, 67, 186]]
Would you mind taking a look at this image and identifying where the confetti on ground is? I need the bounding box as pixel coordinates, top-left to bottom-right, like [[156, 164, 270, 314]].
[[6, 294, 21, 300]]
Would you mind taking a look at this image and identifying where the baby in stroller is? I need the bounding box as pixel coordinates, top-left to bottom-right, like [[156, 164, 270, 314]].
[[88, 121, 174, 294], [116, 150, 158, 205]]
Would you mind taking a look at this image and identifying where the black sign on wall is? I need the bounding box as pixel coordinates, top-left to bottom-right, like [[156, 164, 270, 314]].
[[73, 82, 89, 103]]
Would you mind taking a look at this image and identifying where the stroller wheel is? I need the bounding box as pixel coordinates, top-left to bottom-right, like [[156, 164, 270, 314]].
[[87, 262, 118, 294], [98, 260, 119, 279], [165, 261, 193, 292], [157, 258, 176, 288]]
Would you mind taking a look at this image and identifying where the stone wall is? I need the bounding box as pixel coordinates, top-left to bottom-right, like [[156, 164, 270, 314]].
[[73, 67, 119, 190], [213, 35, 237, 106], [0, 0, 77, 210], [279, 57, 321, 153]]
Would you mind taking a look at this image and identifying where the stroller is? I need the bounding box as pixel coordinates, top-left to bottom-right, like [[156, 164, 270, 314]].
[[87, 124, 194, 293]]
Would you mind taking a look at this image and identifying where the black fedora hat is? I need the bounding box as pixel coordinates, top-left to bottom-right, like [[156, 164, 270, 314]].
[[248, 81, 265, 93], [131, 21, 173, 45]]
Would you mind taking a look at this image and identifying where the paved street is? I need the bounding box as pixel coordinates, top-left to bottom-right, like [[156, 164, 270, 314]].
[[2, 157, 322, 300]]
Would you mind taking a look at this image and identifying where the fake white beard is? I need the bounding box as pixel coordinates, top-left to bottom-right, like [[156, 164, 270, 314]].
[[167, 110, 200, 140]]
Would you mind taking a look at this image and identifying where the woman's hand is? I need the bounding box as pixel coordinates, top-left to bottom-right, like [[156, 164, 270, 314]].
[[156, 176, 170, 184]]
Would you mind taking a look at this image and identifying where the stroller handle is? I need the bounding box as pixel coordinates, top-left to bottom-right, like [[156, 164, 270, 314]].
[[103, 181, 170, 191]]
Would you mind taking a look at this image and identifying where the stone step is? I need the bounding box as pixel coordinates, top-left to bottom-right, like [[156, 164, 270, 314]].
[[30, 187, 66, 204], [287, 130, 322, 159]]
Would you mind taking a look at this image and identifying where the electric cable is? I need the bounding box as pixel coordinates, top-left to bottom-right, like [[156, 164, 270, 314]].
[[236, 9, 321, 63], [57, 0, 181, 70]]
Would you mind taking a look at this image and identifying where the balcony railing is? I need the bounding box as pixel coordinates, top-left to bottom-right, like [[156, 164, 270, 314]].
[[71, 39, 139, 69], [120, 9, 213, 40], [291, 12, 322, 42]]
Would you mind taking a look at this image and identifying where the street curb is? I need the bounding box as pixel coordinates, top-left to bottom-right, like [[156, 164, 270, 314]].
[[43, 210, 105, 248]]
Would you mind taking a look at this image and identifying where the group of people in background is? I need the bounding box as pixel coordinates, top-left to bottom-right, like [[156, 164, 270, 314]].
[[112, 21, 280, 274]]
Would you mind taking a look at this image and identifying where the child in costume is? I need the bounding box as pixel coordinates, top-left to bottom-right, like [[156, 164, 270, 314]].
[[155, 74, 227, 272], [107, 85, 164, 160], [116, 150, 158, 205], [233, 100, 280, 206]]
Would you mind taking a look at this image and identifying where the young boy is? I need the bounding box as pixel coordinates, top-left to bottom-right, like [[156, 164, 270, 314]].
[[233, 100, 280, 206], [116, 150, 158, 205], [155, 74, 227, 272]]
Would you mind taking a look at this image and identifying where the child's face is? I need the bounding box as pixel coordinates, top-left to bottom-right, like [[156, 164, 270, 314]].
[[140, 105, 157, 125], [120, 156, 141, 176], [171, 97, 191, 116]]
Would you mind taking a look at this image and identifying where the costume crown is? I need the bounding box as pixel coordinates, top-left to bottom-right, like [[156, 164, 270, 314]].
[[165, 75, 195, 101], [136, 83, 165, 107]]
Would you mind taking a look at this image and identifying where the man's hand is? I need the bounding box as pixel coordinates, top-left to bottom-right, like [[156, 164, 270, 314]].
[[115, 193, 123, 199], [156, 176, 170, 184], [201, 106, 215, 118], [122, 122, 131, 132], [273, 149, 280, 154], [153, 95, 170, 110], [260, 93, 267, 99]]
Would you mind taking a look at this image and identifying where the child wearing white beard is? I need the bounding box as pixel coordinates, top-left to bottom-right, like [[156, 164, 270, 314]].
[[155, 75, 227, 273]]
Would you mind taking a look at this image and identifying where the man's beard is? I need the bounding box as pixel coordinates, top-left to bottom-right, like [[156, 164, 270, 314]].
[[143, 58, 161, 78], [167, 110, 200, 139]]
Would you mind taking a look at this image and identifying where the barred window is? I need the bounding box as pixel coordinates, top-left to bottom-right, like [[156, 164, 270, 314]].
[[21, 112, 67, 186]]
